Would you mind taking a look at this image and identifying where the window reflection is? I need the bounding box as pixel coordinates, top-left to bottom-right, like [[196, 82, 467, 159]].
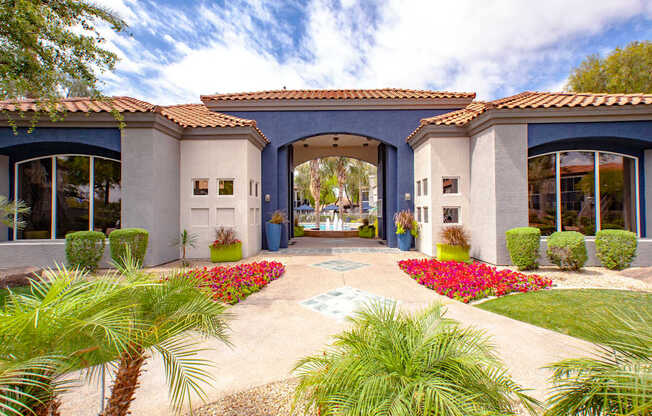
[[560, 152, 595, 235], [17, 159, 52, 239], [528, 155, 556, 236], [56, 156, 90, 238], [599, 154, 637, 232], [94, 158, 121, 236]]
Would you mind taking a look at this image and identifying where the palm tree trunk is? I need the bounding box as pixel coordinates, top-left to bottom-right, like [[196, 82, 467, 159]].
[[310, 159, 321, 230], [359, 179, 363, 214], [100, 346, 146, 416]]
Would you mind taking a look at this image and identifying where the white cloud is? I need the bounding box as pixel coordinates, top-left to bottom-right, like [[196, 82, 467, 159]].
[[99, 0, 652, 104]]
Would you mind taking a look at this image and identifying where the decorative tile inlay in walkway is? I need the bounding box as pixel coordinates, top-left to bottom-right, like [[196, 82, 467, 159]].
[[312, 259, 370, 272], [300, 286, 396, 321]]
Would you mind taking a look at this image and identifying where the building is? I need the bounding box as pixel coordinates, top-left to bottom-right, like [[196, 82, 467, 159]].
[[1, 89, 651, 267]]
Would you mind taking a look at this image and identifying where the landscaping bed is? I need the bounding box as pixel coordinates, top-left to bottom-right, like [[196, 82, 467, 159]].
[[398, 259, 552, 303], [183, 261, 286, 304], [476, 289, 652, 344]]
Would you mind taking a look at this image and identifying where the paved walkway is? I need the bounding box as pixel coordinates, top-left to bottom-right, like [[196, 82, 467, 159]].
[[62, 239, 594, 415]]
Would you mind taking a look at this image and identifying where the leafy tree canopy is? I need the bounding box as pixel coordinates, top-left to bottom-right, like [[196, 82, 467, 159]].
[[567, 41, 652, 93], [0, 0, 127, 104]]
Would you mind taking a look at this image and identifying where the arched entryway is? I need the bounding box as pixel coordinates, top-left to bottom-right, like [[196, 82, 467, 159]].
[[288, 134, 388, 243]]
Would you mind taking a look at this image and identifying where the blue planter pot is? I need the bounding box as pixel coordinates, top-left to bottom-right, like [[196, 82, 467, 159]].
[[397, 232, 412, 251], [266, 222, 282, 251]]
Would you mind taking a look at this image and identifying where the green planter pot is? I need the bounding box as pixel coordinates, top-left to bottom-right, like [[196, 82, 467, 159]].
[[436, 243, 471, 263], [210, 242, 242, 262], [294, 226, 305, 237], [358, 226, 374, 238]]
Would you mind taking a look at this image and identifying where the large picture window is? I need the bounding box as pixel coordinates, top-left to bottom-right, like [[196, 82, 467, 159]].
[[14, 155, 121, 239], [528, 151, 638, 236]]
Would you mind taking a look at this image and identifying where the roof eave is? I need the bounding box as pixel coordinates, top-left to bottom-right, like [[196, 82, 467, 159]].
[[406, 124, 468, 149], [201, 97, 475, 111]]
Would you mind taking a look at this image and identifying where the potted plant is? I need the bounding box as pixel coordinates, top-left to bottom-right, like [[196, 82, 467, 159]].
[[293, 217, 305, 237], [266, 210, 287, 251], [394, 210, 419, 251], [358, 218, 375, 238], [437, 225, 471, 263], [209, 227, 242, 262]]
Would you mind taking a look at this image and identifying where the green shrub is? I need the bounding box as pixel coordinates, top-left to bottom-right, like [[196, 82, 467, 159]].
[[547, 231, 587, 271], [65, 231, 106, 271], [595, 229, 637, 270], [505, 227, 541, 270], [109, 228, 149, 267]]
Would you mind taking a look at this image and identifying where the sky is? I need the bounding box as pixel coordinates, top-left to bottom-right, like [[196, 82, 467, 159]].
[[93, 0, 652, 105]]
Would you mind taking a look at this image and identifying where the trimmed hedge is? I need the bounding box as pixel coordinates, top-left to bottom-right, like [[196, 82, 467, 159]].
[[595, 229, 638, 270], [505, 227, 540, 270], [109, 228, 149, 267], [65, 231, 106, 272], [547, 231, 587, 271]]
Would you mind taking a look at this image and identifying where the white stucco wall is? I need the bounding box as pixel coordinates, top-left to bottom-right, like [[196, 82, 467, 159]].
[[646, 149, 652, 238], [122, 128, 181, 266], [0, 155, 9, 242], [179, 138, 261, 259], [413, 140, 432, 255], [469, 124, 528, 265]]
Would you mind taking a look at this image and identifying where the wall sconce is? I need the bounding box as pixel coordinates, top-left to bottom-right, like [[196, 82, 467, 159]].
[[265, 194, 271, 202], [405, 193, 411, 201]]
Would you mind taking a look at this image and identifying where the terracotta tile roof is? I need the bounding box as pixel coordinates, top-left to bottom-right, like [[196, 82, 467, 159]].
[[201, 88, 476, 101], [0, 96, 155, 113], [157, 104, 269, 142], [407, 91, 652, 141]]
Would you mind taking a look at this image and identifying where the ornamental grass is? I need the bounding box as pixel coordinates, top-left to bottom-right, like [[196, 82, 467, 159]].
[[398, 259, 552, 303], [183, 261, 285, 304]]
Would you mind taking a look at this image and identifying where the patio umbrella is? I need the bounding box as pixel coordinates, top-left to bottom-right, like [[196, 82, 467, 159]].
[[295, 204, 314, 212], [323, 204, 339, 212]]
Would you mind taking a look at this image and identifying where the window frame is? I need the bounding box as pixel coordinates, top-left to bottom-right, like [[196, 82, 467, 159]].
[[442, 176, 460, 195], [217, 178, 235, 197], [528, 150, 640, 236], [192, 178, 209, 196], [13, 154, 121, 241], [442, 206, 461, 225]]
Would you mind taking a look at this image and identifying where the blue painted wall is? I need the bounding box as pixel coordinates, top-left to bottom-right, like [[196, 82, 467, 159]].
[[528, 121, 652, 237], [224, 109, 452, 248]]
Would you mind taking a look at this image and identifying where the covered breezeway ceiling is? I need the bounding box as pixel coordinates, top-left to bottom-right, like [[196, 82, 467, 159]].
[[292, 134, 379, 167]]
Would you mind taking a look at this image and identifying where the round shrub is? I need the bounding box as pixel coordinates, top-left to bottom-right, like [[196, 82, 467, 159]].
[[505, 227, 541, 270], [595, 229, 637, 270], [65, 231, 106, 272], [109, 228, 149, 267], [547, 231, 587, 271]]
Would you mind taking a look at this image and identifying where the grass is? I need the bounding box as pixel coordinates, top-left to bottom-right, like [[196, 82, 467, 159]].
[[476, 289, 652, 344]]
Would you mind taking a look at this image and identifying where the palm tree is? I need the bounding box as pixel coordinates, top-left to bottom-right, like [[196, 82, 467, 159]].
[[100, 260, 230, 416], [322, 157, 350, 215], [0, 267, 138, 415], [173, 229, 198, 267], [545, 310, 651, 416], [310, 159, 322, 230], [294, 302, 539, 416]]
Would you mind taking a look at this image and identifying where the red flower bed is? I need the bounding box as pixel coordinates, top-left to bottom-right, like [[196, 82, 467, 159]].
[[398, 259, 552, 303], [183, 261, 285, 304]]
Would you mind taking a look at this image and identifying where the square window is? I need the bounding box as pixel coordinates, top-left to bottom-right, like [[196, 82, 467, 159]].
[[416, 180, 421, 196], [443, 177, 459, 194], [443, 207, 459, 224], [423, 206, 429, 223], [193, 179, 208, 196], [423, 178, 428, 196], [218, 179, 234, 196]]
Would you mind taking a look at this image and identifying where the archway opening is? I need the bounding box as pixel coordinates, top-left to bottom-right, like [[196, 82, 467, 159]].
[[288, 134, 387, 245]]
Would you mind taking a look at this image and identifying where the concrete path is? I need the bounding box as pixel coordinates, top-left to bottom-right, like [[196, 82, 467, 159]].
[[61, 240, 594, 415]]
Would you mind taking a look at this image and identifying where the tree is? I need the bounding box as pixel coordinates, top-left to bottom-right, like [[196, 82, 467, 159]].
[[567, 41, 652, 93], [0, 0, 127, 108], [322, 157, 350, 215], [346, 160, 374, 213], [100, 261, 230, 416], [294, 302, 539, 416], [310, 159, 322, 230], [545, 310, 651, 416]]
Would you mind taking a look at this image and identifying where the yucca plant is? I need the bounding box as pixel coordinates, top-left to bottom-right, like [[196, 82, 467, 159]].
[[545, 310, 652, 416], [294, 302, 539, 416], [0, 266, 139, 415], [100, 257, 231, 416]]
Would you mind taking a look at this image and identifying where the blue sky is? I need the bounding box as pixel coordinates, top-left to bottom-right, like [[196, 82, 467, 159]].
[[95, 0, 652, 105]]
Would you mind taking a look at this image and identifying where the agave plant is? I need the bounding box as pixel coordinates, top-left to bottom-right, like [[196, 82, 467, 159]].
[[100, 258, 231, 416], [0, 266, 138, 415], [294, 302, 539, 416], [545, 310, 652, 416]]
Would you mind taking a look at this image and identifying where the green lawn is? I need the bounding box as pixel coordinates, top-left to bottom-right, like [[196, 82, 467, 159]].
[[476, 289, 652, 344]]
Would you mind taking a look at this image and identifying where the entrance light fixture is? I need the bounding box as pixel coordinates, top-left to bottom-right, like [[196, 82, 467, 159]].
[[405, 193, 411, 201]]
